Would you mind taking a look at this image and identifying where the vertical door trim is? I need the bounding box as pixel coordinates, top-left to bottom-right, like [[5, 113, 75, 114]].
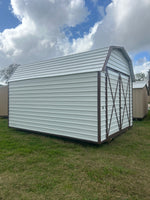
[[105, 69, 108, 139], [129, 77, 131, 127], [97, 71, 101, 143], [119, 73, 122, 130]]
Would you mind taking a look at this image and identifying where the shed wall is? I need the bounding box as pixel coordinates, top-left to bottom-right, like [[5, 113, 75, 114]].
[[148, 95, 150, 103], [9, 72, 98, 142], [100, 48, 133, 142], [0, 86, 8, 116], [108, 49, 130, 75], [143, 87, 148, 116], [133, 87, 148, 118], [108, 49, 133, 127]]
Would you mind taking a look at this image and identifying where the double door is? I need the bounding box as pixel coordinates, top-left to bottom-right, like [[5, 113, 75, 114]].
[[105, 67, 131, 138]]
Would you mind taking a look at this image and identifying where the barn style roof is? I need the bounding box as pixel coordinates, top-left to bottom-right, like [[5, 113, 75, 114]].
[[9, 46, 134, 82]]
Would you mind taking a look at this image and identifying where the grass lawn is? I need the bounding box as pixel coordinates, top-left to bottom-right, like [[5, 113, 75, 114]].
[[0, 113, 150, 200]]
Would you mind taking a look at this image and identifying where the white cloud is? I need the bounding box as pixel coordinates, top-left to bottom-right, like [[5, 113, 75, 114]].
[[134, 61, 150, 75], [67, 22, 100, 54], [0, 0, 150, 76], [72, 0, 150, 74], [0, 0, 88, 67], [67, 0, 150, 60], [92, 0, 150, 53]]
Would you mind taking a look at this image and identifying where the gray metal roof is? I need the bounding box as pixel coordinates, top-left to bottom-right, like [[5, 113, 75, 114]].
[[133, 80, 148, 89], [9, 46, 134, 82]]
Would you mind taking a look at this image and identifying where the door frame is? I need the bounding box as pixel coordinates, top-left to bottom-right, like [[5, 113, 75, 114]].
[[105, 67, 131, 139]]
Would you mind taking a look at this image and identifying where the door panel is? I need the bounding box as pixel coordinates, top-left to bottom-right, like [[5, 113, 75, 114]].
[[106, 69, 120, 137], [120, 74, 130, 129], [105, 68, 130, 138]]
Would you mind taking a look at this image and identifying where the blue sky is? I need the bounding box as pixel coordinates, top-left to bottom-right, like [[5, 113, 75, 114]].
[[0, 0, 150, 75], [64, 0, 112, 41], [0, 0, 20, 31]]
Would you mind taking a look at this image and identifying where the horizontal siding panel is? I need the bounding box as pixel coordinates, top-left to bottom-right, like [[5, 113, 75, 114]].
[[109, 52, 129, 66], [9, 101, 97, 107], [10, 88, 96, 95], [9, 85, 97, 92], [10, 106, 97, 112], [108, 57, 129, 68], [9, 122, 97, 141], [9, 107, 96, 116], [10, 117, 97, 131], [9, 112, 97, 123], [10, 91, 97, 97], [9, 72, 98, 142], [10, 72, 97, 86], [108, 49, 130, 75]]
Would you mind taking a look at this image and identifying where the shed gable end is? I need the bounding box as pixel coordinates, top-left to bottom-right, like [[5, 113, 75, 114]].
[[107, 49, 130, 75]]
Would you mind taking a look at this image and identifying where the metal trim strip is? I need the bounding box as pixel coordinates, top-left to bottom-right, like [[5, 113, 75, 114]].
[[97, 71, 101, 143]]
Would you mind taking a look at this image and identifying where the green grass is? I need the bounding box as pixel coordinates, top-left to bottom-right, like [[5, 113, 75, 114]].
[[0, 113, 150, 200]]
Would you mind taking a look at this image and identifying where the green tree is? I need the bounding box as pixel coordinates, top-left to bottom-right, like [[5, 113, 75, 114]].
[[135, 72, 145, 81], [0, 64, 20, 83]]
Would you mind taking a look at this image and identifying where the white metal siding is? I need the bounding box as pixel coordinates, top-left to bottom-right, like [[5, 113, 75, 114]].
[[121, 74, 130, 129], [9, 72, 98, 142], [10, 48, 109, 82], [100, 72, 106, 142], [108, 49, 130, 75], [107, 70, 120, 136]]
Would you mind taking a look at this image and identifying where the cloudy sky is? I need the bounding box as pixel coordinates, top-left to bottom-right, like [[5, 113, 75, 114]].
[[0, 0, 150, 75]]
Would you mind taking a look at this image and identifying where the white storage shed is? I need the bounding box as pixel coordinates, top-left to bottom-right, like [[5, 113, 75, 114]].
[[8, 46, 134, 144]]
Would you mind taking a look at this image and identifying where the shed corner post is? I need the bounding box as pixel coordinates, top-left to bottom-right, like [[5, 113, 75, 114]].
[[8, 82, 10, 127], [97, 71, 101, 144]]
